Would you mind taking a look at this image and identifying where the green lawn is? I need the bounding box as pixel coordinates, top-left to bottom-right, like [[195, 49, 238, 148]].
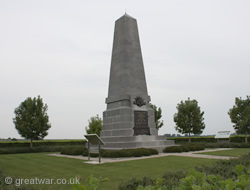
[[0, 153, 217, 190], [196, 148, 250, 157]]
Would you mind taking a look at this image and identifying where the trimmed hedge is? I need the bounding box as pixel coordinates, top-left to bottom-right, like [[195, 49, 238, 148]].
[[148, 148, 158, 155], [167, 136, 216, 143], [81, 149, 107, 157], [79, 148, 159, 158], [0, 145, 84, 154], [163, 144, 205, 153], [192, 144, 204, 150], [205, 143, 250, 148], [167, 135, 250, 143], [0, 140, 86, 148], [102, 148, 158, 158], [61, 146, 87, 155], [163, 146, 183, 153], [180, 146, 190, 152], [102, 149, 131, 158], [176, 142, 250, 148]]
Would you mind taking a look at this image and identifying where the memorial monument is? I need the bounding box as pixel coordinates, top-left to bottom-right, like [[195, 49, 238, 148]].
[[100, 13, 174, 151]]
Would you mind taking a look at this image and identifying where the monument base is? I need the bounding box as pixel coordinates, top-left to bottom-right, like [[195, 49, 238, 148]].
[[101, 135, 175, 152], [100, 96, 176, 152]]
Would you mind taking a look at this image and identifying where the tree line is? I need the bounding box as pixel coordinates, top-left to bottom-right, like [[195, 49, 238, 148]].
[[12, 95, 249, 147]]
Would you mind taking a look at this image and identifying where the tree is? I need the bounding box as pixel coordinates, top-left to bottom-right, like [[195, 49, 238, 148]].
[[228, 96, 250, 143], [85, 115, 102, 136], [174, 98, 205, 142], [150, 103, 164, 130], [13, 96, 51, 147]]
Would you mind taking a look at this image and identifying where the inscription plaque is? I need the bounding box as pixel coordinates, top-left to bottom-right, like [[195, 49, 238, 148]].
[[134, 111, 150, 135], [134, 111, 148, 126]]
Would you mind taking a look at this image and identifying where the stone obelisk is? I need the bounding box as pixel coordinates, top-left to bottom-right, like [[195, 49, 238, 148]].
[[100, 14, 174, 151]]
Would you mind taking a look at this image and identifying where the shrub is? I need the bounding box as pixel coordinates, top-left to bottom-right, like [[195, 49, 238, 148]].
[[181, 146, 190, 152], [230, 143, 242, 148], [82, 149, 88, 156], [203, 143, 218, 148], [162, 170, 188, 189], [177, 164, 250, 189], [195, 153, 250, 180], [138, 164, 250, 189], [230, 135, 250, 143], [167, 136, 250, 144], [102, 150, 125, 158], [102, 148, 158, 158], [110, 151, 123, 158], [61, 146, 87, 155], [118, 153, 250, 190], [163, 144, 204, 153], [148, 148, 158, 155], [187, 144, 204, 151], [202, 143, 250, 148], [16, 147, 152, 158], [195, 144, 205, 150], [0, 140, 86, 148], [163, 146, 175, 153], [220, 143, 230, 148], [163, 146, 183, 153], [230, 143, 250, 148], [0, 145, 80, 154], [131, 148, 151, 157], [82, 149, 105, 157], [103, 149, 132, 158], [117, 176, 155, 190], [118, 149, 133, 157], [71, 175, 108, 190], [136, 178, 167, 190], [172, 146, 183, 153], [186, 145, 196, 151], [167, 136, 217, 143]]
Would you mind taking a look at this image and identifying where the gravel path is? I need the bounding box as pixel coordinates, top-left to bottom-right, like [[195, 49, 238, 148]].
[[48, 148, 235, 164]]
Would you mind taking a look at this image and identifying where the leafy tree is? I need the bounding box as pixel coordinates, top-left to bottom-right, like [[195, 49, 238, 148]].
[[13, 96, 51, 147], [228, 96, 250, 143], [85, 115, 102, 136], [150, 103, 164, 130], [174, 98, 205, 142]]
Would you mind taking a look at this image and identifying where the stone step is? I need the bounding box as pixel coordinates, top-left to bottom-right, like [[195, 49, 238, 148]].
[[101, 135, 167, 143], [100, 135, 175, 153], [101, 144, 176, 153], [101, 139, 175, 151]]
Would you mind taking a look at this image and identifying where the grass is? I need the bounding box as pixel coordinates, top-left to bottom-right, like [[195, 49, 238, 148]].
[[196, 148, 250, 157], [0, 153, 217, 190]]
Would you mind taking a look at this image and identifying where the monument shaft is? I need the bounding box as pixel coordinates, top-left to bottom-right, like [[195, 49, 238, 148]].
[[108, 13, 148, 99]]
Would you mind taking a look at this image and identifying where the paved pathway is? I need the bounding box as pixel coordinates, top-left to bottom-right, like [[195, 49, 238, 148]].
[[48, 148, 235, 164]]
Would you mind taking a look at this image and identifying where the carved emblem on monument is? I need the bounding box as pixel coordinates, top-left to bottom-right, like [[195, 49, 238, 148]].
[[133, 96, 146, 107]]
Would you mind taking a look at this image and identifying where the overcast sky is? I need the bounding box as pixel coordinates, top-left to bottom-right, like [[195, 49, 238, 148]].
[[0, 0, 249, 139]]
